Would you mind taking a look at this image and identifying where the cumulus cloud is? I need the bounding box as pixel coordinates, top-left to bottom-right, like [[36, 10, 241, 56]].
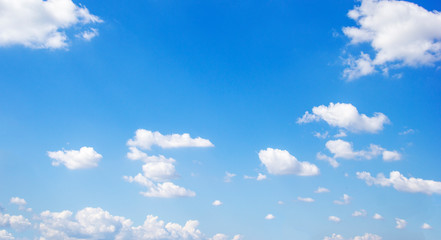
[[256, 173, 267, 181], [35, 206, 234, 240], [224, 172, 236, 183], [328, 216, 341, 222], [357, 171, 441, 195], [0, 230, 14, 240], [9, 197, 25, 207], [315, 187, 330, 193], [265, 214, 275, 220], [0, 0, 102, 49], [297, 197, 315, 203], [395, 218, 407, 229], [324, 233, 382, 240], [319, 139, 401, 167], [421, 223, 432, 229], [212, 200, 223, 206], [124, 174, 195, 198], [258, 148, 319, 176], [48, 146, 102, 170], [372, 213, 383, 220], [297, 103, 389, 133], [127, 129, 214, 150], [334, 194, 351, 205], [342, 0, 441, 79], [0, 213, 31, 231], [352, 209, 367, 217]]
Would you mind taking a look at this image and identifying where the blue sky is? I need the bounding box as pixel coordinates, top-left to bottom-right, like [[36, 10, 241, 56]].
[[1, 0, 441, 239]]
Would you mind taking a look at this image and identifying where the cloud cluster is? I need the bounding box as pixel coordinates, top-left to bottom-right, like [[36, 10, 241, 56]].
[[343, 0, 441, 79], [298, 103, 389, 133], [258, 148, 319, 176], [318, 139, 401, 167], [357, 171, 441, 195], [324, 233, 382, 240], [0, 213, 31, 231], [0, 230, 14, 240], [48, 147, 102, 170], [127, 129, 214, 150], [395, 218, 407, 229], [124, 130, 213, 198], [0, 0, 102, 49]]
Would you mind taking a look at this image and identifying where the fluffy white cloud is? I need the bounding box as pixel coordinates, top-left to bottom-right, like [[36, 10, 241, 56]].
[[395, 218, 407, 229], [319, 139, 401, 167], [324, 233, 382, 240], [0, 213, 31, 231], [352, 209, 367, 217], [372, 213, 383, 220], [324, 233, 344, 240], [328, 216, 341, 222], [256, 173, 267, 181], [48, 147, 102, 170], [297, 197, 315, 203], [36, 207, 233, 240], [314, 187, 330, 193], [357, 171, 441, 195], [258, 148, 319, 176], [421, 223, 432, 230], [232, 235, 243, 240], [297, 103, 389, 133], [9, 197, 26, 206], [334, 194, 351, 205], [352, 233, 382, 240], [142, 161, 177, 182], [0, 230, 14, 240], [124, 174, 196, 198], [342, 0, 441, 79], [212, 200, 222, 206], [0, 0, 102, 49], [127, 129, 214, 150], [265, 214, 275, 220]]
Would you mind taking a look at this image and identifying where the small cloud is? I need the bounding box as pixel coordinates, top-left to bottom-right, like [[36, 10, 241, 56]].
[[265, 214, 275, 220], [395, 218, 407, 229], [277, 201, 284, 205], [334, 194, 351, 205], [334, 130, 347, 138], [224, 172, 236, 183], [256, 173, 267, 181], [297, 197, 315, 203], [314, 187, 330, 193], [421, 223, 432, 230], [212, 200, 223, 206], [352, 209, 367, 217], [47, 147, 102, 170], [76, 28, 98, 41], [399, 129, 415, 135], [329, 216, 341, 222], [313, 131, 329, 139], [373, 213, 383, 220]]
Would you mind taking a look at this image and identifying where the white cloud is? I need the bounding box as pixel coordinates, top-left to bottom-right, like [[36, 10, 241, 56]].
[[297, 103, 389, 133], [224, 172, 236, 183], [382, 150, 401, 161], [352, 233, 382, 240], [372, 213, 383, 220], [124, 174, 195, 198], [334, 194, 351, 205], [0, 230, 14, 240], [0, 0, 102, 49], [212, 200, 223, 206], [0, 213, 31, 231], [328, 216, 341, 222], [324, 233, 344, 240], [48, 146, 102, 170], [399, 129, 415, 135], [277, 201, 284, 205], [36, 207, 229, 240], [314, 187, 330, 193], [232, 235, 243, 240], [317, 152, 340, 168], [421, 223, 432, 229], [265, 214, 275, 220], [314, 131, 329, 139], [342, 0, 441, 79], [334, 130, 347, 138], [258, 148, 319, 176], [9, 197, 26, 206], [395, 218, 407, 229], [352, 209, 367, 217], [256, 173, 267, 181], [210, 234, 228, 240], [297, 197, 315, 203], [320, 139, 401, 167], [76, 28, 98, 41], [357, 171, 441, 195], [127, 129, 214, 150], [142, 161, 177, 182], [324, 233, 382, 240], [127, 147, 175, 163]]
